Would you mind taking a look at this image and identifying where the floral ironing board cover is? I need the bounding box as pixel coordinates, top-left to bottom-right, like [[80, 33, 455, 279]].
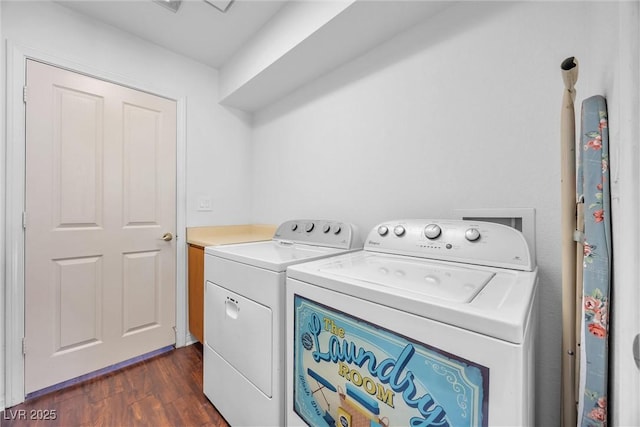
[[577, 95, 610, 426]]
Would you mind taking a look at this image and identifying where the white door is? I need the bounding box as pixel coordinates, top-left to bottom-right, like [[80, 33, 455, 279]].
[[24, 60, 177, 393]]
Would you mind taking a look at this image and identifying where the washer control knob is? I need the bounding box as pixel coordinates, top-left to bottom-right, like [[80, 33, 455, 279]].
[[305, 222, 315, 233], [323, 224, 331, 233], [333, 225, 342, 235], [291, 223, 298, 231], [378, 225, 389, 236], [465, 228, 481, 242], [394, 225, 406, 237], [424, 224, 442, 239]]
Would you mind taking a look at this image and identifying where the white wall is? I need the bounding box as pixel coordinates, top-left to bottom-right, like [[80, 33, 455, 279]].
[[251, 2, 620, 425], [1, 0, 253, 408], [610, 3, 640, 424]]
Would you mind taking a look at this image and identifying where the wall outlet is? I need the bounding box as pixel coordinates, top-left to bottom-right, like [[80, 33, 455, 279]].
[[197, 196, 213, 212]]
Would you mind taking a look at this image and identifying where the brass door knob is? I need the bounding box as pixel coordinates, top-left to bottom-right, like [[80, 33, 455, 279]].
[[161, 232, 173, 242]]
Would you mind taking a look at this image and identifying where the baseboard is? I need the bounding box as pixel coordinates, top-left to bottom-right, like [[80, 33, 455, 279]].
[[185, 332, 199, 346]]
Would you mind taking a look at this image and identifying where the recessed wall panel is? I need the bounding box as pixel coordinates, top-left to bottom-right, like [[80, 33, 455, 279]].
[[123, 104, 160, 227], [54, 256, 103, 352], [123, 251, 160, 334], [53, 87, 104, 229]]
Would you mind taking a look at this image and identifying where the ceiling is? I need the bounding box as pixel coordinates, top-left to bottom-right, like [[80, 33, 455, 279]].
[[55, 0, 288, 69]]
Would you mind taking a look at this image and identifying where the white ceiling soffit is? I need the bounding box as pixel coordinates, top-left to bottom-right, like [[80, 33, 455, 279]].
[[220, 1, 456, 112], [54, 0, 288, 69]]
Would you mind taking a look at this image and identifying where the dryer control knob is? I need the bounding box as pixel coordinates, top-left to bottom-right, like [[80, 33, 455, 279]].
[[424, 224, 442, 239], [305, 222, 315, 232], [323, 224, 331, 233], [465, 228, 481, 242], [394, 225, 406, 237], [378, 225, 389, 236], [291, 223, 298, 231], [333, 225, 342, 235]]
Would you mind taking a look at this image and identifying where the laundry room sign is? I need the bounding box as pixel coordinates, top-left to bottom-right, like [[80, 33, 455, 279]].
[[292, 296, 489, 427]]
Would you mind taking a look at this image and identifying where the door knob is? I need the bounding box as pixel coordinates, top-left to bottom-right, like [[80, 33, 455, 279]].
[[161, 232, 173, 242]]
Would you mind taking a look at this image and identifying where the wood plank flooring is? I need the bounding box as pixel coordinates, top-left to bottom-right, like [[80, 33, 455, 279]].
[[1, 343, 230, 427]]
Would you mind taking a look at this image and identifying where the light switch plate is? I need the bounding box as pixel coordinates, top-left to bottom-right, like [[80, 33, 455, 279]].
[[197, 196, 212, 212]]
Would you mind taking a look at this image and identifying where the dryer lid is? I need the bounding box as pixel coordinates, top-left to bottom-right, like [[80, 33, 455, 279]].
[[206, 240, 346, 272]]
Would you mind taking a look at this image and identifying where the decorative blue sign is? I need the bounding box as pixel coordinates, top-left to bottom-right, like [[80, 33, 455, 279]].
[[293, 295, 489, 427]]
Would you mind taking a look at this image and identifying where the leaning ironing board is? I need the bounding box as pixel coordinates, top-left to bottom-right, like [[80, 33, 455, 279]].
[[577, 95, 611, 426]]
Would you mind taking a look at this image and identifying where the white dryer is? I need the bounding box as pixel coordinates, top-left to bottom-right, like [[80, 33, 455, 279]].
[[203, 219, 362, 427], [286, 219, 538, 427]]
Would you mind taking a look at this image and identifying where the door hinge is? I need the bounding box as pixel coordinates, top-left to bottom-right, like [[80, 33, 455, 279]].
[[22, 211, 27, 229], [23, 86, 27, 103], [22, 337, 27, 355]]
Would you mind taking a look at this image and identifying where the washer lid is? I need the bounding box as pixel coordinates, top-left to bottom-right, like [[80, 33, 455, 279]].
[[287, 251, 538, 343], [321, 255, 495, 303], [206, 240, 346, 272]]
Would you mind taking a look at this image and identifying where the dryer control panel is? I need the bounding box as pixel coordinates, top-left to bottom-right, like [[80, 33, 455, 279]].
[[273, 219, 362, 250], [366, 219, 534, 271]]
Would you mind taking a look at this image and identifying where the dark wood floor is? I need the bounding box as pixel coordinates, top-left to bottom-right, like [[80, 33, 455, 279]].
[[1, 343, 230, 427]]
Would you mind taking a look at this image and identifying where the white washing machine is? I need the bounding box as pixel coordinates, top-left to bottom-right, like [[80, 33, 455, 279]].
[[204, 219, 362, 427], [286, 219, 538, 427]]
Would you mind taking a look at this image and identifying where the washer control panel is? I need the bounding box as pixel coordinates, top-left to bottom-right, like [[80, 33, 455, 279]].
[[366, 219, 534, 271], [273, 219, 362, 249]]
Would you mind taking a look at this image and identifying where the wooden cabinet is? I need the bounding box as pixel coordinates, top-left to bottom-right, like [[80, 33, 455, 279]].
[[187, 244, 205, 343]]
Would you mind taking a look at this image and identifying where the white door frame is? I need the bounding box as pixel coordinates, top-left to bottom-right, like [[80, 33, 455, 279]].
[[4, 41, 188, 407], [611, 3, 640, 425]]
